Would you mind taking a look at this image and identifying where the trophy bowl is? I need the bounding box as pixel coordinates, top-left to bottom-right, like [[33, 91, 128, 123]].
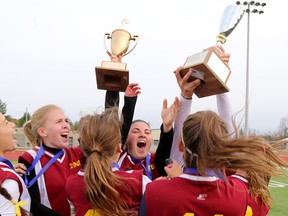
[[108, 29, 135, 57]]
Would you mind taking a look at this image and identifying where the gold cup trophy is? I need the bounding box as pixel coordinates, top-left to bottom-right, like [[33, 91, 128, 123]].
[[180, 5, 245, 98], [95, 28, 138, 92]]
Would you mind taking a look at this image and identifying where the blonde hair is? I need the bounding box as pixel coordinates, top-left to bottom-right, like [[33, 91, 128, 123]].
[[23, 104, 62, 147], [182, 110, 288, 207], [79, 107, 133, 216]]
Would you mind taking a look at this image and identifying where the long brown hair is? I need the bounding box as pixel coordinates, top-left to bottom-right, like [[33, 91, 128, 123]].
[[78, 107, 131, 216], [0, 185, 29, 216], [182, 110, 288, 207]]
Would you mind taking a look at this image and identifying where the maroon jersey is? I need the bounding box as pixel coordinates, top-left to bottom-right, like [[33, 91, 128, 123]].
[[247, 194, 269, 216], [19, 146, 83, 216], [0, 162, 31, 212], [65, 170, 92, 216], [118, 151, 159, 180], [144, 174, 266, 216], [65, 167, 149, 216]]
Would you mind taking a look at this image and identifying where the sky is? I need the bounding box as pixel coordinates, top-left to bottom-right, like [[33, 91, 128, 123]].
[[0, 0, 287, 134]]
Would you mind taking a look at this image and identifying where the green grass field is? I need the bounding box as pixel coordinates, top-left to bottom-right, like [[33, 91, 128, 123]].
[[268, 174, 288, 216]]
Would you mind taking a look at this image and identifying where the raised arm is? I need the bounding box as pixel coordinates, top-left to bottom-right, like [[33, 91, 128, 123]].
[[121, 83, 141, 147], [170, 67, 201, 165], [104, 52, 123, 109], [154, 97, 179, 176], [215, 46, 236, 138], [216, 93, 235, 138]]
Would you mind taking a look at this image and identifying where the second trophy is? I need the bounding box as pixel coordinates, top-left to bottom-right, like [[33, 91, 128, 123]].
[[96, 29, 138, 92], [180, 5, 244, 98]]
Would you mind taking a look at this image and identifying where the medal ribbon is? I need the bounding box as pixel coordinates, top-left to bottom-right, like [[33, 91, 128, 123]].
[[0, 157, 14, 170], [24, 145, 64, 188]]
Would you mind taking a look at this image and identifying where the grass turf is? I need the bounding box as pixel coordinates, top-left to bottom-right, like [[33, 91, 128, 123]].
[[268, 174, 288, 216]]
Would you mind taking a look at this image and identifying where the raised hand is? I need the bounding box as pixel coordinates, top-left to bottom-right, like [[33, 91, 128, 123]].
[[161, 97, 180, 133], [125, 83, 141, 97], [174, 67, 201, 99]]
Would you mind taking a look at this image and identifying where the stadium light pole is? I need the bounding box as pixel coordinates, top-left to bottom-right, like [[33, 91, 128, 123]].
[[236, 1, 266, 136]]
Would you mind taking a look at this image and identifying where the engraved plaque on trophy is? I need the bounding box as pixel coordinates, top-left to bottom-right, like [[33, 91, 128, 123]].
[[180, 5, 244, 98], [95, 26, 138, 92]]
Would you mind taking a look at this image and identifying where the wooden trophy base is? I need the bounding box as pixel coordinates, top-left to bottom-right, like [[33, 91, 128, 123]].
[[180, 48, 231, 98], [95, 61, 129, 92]]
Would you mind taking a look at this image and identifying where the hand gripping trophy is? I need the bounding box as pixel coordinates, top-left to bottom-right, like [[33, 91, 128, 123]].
[[95, 18, 138, 92], [180, 5, 245, 98]]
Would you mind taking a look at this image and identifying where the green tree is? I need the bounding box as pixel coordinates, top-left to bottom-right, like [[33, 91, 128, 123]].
[[18, 111, 31, 127], [73, 120, 79, 131], [68, 119, 79, 131], [0, 100, 18, 125], [0, 99, 7, 115]]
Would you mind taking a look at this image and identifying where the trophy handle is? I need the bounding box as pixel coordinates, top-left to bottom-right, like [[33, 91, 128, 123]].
[[104, 33, 112, 55], [122, 35, 139, 57]]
